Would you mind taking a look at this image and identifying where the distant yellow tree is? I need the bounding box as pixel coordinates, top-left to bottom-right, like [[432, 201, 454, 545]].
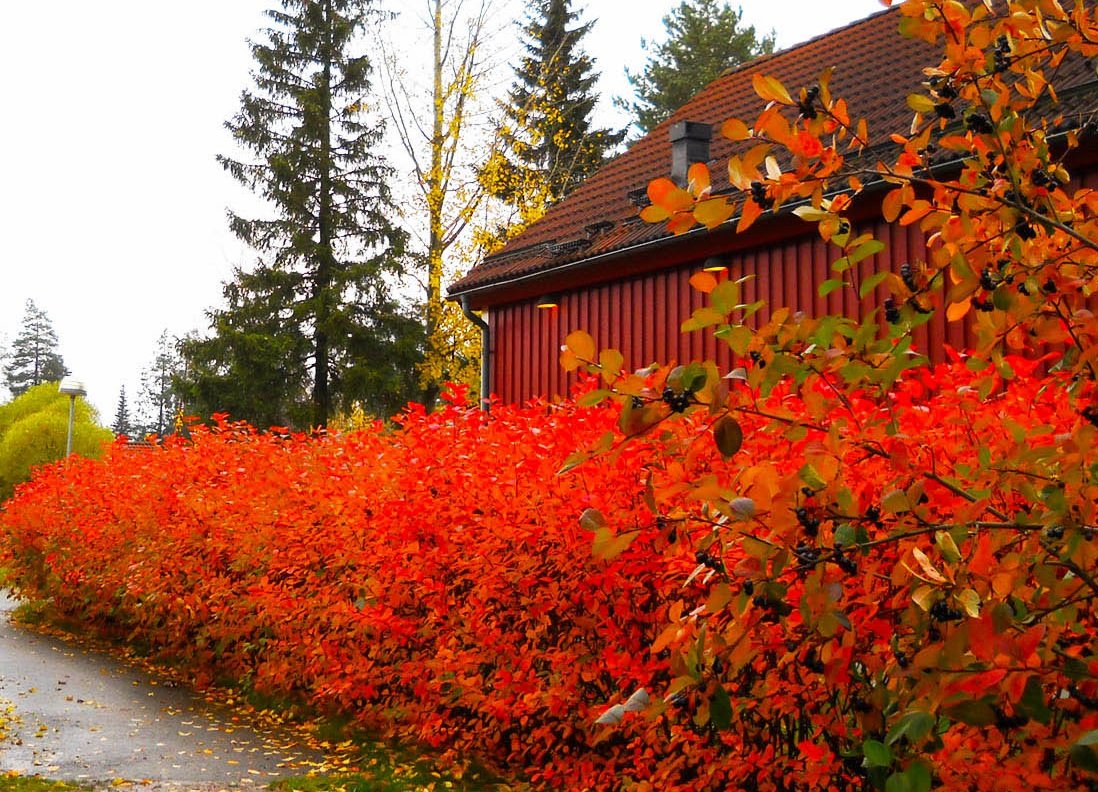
[[379, 0, 498, 406]]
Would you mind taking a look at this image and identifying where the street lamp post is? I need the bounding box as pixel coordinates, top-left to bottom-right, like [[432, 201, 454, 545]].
[[58, 377, 87, 457]]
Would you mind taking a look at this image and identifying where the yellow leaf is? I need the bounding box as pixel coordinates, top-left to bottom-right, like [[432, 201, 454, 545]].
[[640, 205, 671, 223], [694, 197, 736, 229], [721, 118, 751, 140], [752, 73, 793, 104], [564, 330, 596, 362]]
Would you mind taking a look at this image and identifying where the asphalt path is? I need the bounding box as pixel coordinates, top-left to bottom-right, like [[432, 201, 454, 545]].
[[0, 592, 331, 789]]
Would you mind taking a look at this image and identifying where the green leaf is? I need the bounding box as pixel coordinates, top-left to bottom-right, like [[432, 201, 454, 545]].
[[886, 710, 935, 745], [710, 684, 732, 730], [1070, 744, 1098, 773], [860, 270, 890, 299], [710, 280, 742, 315], [944, 698, 995, 726], [799, 463, 827, 491], [579, 508, 607, 531], [714, 324, 752, 355], [598, 349, 624, 378], [714, 416, 743, 458], [881, 488, 911, 514], [885, 772, 912, 792], [905, 762, 932, 792], [682, 307, 726, 332], [849, 239, 886, 264], [577, 389, 612, 407], [863, 739, 892, 768], [1019, 676, 1052, 725], [819, 278, 846, 297]]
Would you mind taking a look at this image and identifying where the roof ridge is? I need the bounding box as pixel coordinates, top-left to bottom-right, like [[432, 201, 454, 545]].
[[716, 4, 899, 81]]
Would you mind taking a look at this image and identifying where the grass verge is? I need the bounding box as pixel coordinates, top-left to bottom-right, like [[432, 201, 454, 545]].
[[0, 776, 90, 792]]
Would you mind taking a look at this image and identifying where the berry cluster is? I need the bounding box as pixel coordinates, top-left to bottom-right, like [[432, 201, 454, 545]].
[[1031, 168, 1057, 189], [794, 542, 820, 569], [749, 180, 773, 209], [661, 386, 692, 413], [973, 295, 996, 313], [883, 297, 900, 324], [966, 112, 994, 134], [798, 85, 820, 120], [929, 599, 964, 622], [993, 35, 1012, 73], [795, 507, 820, 537], [752, 594, 793, 620], [899, 262, 917, 291], [934, 101, 956, 120], [749, 350, 766, 368], [980, 268, 998, 292], [695, 549, 723, 571], [1015, 220, 1037, 240], [994, 707, 1028, 731], [832, 547, 857, 575], [1044, 524, 1065, 541], [803, 648, 825, 673]]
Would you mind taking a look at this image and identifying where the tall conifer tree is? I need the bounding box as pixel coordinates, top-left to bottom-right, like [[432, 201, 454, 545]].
[[181, 0, 414, 429], [112, 386, 131, 437], [480, 0, 622, 236], [3, 300, 67, 397], [620, 0, 774, 135]]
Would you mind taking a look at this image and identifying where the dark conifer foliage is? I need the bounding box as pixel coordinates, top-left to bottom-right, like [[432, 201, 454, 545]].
[[620, 0, 775, 135], [181, 0, 416, 429], [112, 385, 131, 437], [3, 300, 67, 397]]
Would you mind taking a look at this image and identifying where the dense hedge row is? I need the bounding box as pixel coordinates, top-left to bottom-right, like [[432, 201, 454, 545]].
[[2, 371, 1096, 789]]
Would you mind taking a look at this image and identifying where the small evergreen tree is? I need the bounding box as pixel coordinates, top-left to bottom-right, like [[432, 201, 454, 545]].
[[136, 330, 183, 437], [3, 300, 67, 397], [479, 0, 622, 239], [112, 385, 131, 437], [619, 0, 774, 135]]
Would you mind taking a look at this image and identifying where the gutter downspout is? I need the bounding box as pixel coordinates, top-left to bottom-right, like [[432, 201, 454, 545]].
[[460, 294, 490, 411]]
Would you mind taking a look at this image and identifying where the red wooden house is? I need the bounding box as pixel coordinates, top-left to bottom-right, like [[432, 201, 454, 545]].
[[448, 5, 1098, 405]]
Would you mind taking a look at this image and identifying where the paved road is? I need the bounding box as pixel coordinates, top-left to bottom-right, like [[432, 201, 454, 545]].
[[0, 592, 331, 789]]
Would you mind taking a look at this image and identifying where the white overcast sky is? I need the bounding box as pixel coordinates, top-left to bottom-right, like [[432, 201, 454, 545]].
[[0, 0, 883, 418]]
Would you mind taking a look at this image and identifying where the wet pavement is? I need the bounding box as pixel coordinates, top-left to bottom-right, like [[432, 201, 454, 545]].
[[0, 592, 330, 789]]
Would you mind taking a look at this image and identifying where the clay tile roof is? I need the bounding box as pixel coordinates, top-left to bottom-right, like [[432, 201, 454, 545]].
[[449, 4, 1098, 300]]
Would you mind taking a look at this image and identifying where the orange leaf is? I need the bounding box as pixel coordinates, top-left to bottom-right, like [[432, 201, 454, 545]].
[[946, 297, 971, 322], [882, 188, 904, 223], [647, 178, 694, 212], [752, 73, 793, 105], [687, 163, 711, 196], [737, 197, 762, 233], [899, 201, 932, 226], [667, 213, 698, 235], [720, 118, 751, 141], [954, 668, 1007, 697], [689, 271, 719, 294]]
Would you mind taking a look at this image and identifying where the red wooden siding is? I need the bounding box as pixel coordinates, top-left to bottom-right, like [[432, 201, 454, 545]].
[[485, 218, 992, 405]]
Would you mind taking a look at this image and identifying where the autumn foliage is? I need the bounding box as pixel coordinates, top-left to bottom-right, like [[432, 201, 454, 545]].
[[4, 1, 1098, 790]]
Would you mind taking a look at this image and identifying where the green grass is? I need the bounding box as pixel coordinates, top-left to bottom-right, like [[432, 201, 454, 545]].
[[0, 778, 91, 792]]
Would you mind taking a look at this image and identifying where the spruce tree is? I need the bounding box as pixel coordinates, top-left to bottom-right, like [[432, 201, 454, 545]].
[[136, 330, 182, 437], [3, 300, 67, 397], [480, 0, 622, 228], [620, 0, 775, 135], [112, 386, 131, 437], [184, 0, 412, 429]]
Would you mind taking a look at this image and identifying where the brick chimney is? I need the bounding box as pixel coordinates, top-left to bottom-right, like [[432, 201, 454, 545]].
[[670, 121, 712, 187]]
